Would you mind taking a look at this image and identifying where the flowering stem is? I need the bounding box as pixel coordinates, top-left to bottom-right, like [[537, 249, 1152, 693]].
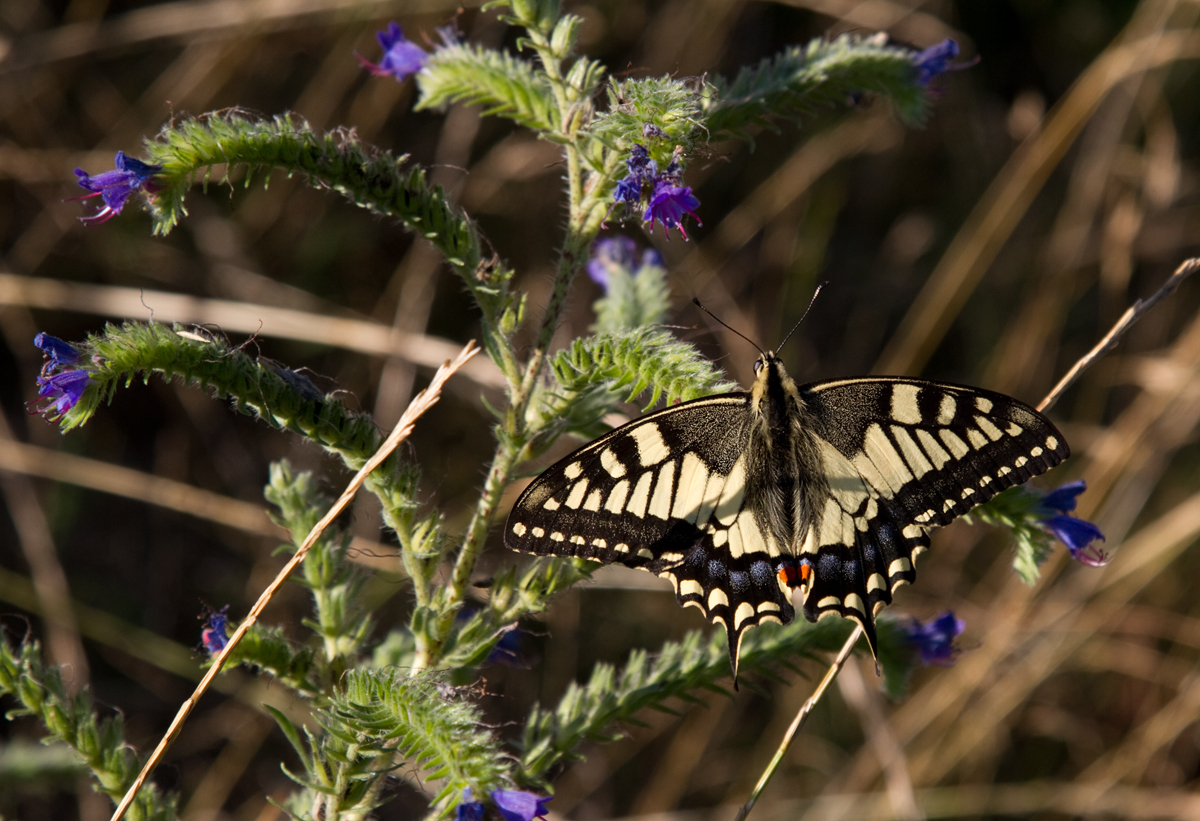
[[422, 12, 615, 656], [109, 343, 477, 821]]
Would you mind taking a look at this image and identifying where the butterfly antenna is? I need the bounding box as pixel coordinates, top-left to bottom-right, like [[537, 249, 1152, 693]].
[[776, 281, 827, 351], [692, 298, 765, 354]]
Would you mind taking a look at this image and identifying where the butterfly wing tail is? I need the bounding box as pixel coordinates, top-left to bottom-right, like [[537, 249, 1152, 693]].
[[660, 537, 796, 680]]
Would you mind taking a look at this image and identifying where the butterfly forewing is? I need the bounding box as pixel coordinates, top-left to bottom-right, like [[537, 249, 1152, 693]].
[[506, 395, 798, 660]]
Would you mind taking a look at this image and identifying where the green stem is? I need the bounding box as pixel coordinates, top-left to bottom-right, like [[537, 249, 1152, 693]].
[[415, 10, 616, 671]]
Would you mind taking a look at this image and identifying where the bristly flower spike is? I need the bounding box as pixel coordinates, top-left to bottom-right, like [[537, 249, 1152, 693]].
[[587, 235, 638, 291], [1035, 480, 1109, 566], [72, 151, 163, 225], [358, 22, 430, 81]]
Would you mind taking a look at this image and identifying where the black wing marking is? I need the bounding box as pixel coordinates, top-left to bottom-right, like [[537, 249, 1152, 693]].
[[505, 394, 796, 672], [798, 377, 1069, 651]]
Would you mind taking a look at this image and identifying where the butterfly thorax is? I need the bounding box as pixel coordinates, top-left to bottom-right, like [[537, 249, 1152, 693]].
[[747, 354, 826, 571]]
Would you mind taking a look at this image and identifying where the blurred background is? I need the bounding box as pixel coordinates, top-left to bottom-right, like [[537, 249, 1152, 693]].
[[3, 0, 1200, 819]]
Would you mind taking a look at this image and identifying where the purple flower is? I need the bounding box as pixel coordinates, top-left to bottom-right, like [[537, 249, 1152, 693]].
[[1043, 516, 1108, 566], [626, 143, 653, 177], [643, 179, 701, 240], [613, 174, 643, 204], [30, 333, 93, 419], [587, 235, 638, 290], [913, 39, 961, 86], [73, 151, 163, 225], [903, 611, 964, 667], [34, 370, 92, 416], [34, 333, 82, 371], [201, 606, 230, 655], [1035, 481, 1108, 566], [456, 792, 486, 821], [1037, 479, 1086, 515], [456, 789, 548, 821], [359, 22, 428, 81], [608, 143, 701, 240], [492, 790, 550, 821], [612, 144, 656, 205]]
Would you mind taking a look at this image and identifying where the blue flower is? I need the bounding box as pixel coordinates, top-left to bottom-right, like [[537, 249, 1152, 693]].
[[73, 151, 163, 225], [608, 143, 701, 239], [903, 611, 964, 667], [492, 790, 550, 821], [625, 144, 653, 177], [34, 370, 92, 416], [1035, 481, 1108, 567], [612, 174, 643, 205], [201, 606, 230, 655], [643, 179, 702, 240], [456, 789, 548, 821], [30, 333, 93, 419], [913, 39, 961, 86], [641, 248, 664, 269], [586, 235, 638, 290], [612, 144, 657, 205], [33, 333, 82, 371], [1037, 479, 1086, 515], [359, 22, 428, 81]]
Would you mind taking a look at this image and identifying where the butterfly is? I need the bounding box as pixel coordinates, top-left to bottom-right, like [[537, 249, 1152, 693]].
[[504, 349, 1068, 677]]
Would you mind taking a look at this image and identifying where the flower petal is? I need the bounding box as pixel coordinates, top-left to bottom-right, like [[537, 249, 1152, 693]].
[[34, 333, 82, 369], [1038, 480, 1087, 515], [360, 22, 428, 81], [1043, 514, 1108, 565], [492, 790, 549, 821], [913, 39, 961, 85]]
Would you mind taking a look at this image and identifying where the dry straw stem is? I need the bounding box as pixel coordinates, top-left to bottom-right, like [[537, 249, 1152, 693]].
[[1037, 257, 1200, 413], [108, 339, 479, 821], [875, 21, 1200, 377]]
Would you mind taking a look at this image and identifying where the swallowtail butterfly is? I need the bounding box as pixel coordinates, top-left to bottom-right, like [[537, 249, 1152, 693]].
[[505, 351, 1068, 676]]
